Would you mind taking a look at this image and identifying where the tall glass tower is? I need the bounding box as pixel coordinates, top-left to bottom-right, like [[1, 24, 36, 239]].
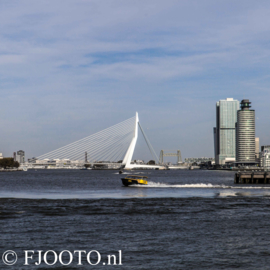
[[236, 99, 255, 162], [214, 98, 239, 165]]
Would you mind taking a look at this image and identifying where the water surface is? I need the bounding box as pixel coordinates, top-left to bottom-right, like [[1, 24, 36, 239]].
[[1, 170, 270, 269]]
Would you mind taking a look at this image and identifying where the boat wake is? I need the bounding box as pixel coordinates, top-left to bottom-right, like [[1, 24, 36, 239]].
[[146, 182, 226, 188], [133, 182, 270, 189], [115, 172, 151, 175]]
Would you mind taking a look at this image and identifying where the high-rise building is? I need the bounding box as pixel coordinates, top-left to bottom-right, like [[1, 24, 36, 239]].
[[236, 100, 255, 162], [214, 98, 239, 165], [16, 150, 25, 164]]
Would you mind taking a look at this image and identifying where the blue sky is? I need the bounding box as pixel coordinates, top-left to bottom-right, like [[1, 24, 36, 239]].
[[0, 0, 270, 161]]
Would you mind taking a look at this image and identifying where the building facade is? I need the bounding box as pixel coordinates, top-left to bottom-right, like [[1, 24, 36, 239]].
[[16, 150, 25, 164], [236, 100, 255, 162], [185, 157, 214, 164], [260, 145, 270, 169], [214, 98, 239, 165]]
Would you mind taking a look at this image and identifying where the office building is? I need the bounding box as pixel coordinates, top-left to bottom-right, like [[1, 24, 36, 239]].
[[214, 98, 239, 165], [236, 99, 255, 163], [260, 145, 270, 169], [16, 150, 25, 164]]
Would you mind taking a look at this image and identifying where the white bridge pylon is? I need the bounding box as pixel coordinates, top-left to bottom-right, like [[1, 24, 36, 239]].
[[37, 112, 163, 169], [123, 112, 162, 169], [122, 112, 139, 168]]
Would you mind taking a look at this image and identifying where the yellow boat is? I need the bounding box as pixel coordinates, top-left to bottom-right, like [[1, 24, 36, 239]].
[[121, 175, 148, 186]]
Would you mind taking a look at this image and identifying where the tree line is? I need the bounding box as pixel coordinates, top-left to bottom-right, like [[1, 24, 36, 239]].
[[0, 158, 20, 169]]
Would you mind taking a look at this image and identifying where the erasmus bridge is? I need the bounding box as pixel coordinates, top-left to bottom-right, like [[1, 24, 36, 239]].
[[36, 113, 165, 169]]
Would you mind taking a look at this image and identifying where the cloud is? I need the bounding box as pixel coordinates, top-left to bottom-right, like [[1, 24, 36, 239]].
[[0, 0, 270, 158], [0, 54, 25, 65]]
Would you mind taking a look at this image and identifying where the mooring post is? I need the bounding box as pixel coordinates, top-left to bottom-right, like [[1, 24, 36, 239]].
[[240, 173, 243, 184], [265, 172, 268, 184], [234, 173, 239, 184], [238, 172, 241, 184]]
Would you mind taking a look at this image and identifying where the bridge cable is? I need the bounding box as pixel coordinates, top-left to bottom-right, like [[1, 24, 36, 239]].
[[138, 122, 159, 164]]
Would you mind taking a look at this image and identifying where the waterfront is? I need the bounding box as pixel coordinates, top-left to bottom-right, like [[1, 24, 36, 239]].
[[2, 170, 270, 269]]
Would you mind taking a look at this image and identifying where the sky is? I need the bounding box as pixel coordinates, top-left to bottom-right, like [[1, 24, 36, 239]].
[[0, 0, 270, 162]]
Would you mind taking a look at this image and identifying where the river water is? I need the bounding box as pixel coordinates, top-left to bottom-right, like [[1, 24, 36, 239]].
[[1, 169, 270, 269]]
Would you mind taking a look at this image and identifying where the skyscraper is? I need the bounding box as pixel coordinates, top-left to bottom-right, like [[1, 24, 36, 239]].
[[16, 150, 25, 164], [236, 99, 255, 162], [214, 98, 239, 165]]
